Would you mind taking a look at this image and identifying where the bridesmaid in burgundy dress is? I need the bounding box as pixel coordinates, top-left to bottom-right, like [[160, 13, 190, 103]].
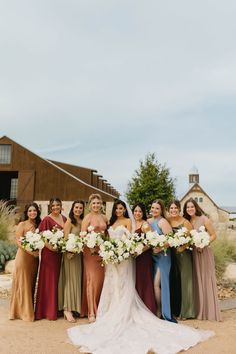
[[133, 202, 157, 314], [35, 197, 67, 320], [81, 193, 108, 323]]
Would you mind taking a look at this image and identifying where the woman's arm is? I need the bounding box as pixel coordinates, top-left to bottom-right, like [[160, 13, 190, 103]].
[[204, 217, 216, 242], [64, 218, 72, 239], [81, 214, 91, 232]]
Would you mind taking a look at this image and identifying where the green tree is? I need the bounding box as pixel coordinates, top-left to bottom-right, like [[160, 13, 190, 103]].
[[126, 153, 175, 211]]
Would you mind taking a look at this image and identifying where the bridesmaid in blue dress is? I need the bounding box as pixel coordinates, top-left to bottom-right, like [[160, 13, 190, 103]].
[[148, 199, 176, 323]]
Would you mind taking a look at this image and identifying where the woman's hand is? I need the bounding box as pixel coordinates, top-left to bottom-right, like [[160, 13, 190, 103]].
[[45, 241, 58, 252], [66, 252, 75, 260], [153, 247, 163, 254], [196, 247, 203, 253], [176, 245, 187, 253]]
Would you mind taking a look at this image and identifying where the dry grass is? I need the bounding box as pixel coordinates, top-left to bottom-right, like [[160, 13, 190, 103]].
[[0, 200, 18, 242]]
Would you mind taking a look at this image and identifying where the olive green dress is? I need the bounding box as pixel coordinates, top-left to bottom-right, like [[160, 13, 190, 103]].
[[173, 225, 195, 319], [58, 224, 82, 313]]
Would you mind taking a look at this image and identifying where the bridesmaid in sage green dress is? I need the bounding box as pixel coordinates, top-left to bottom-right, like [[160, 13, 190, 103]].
[[168, 200, 195, 320], [58, 200, 84, 322]]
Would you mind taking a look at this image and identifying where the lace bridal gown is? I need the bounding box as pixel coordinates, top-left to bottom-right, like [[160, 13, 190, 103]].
[[68, 225, 214, 354]]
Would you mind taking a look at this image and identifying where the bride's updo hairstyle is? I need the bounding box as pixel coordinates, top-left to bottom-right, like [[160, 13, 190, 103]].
[[109, 199, 129, 226]]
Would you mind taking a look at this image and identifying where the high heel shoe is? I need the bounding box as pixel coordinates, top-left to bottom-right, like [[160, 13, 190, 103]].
[[64, 310, 76, 323], [88, 314, 96, 323]]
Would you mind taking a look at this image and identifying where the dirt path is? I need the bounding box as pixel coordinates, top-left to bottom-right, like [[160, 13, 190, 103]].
[[1, 299, 236, 354]]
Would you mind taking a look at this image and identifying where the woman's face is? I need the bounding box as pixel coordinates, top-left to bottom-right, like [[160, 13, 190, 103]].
[[27, 206, 38, 220], [133, 206, 143, 221], [150, 202, 161, 218], [51, 201, 62, 215], [186, 202, 196, 217], [73, 203, 84, 217], [169, 203, 180, 217], [115, 203, 125, 218], [90, 198, 102, 213]]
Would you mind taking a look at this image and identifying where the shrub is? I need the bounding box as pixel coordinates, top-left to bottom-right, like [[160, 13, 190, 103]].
[[0, 200, 17, 241], [0, 240, 17, 271], [212, 236, 236, 279]]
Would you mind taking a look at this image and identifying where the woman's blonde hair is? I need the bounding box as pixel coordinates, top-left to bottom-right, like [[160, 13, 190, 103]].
[[88, 193, 103, 205]]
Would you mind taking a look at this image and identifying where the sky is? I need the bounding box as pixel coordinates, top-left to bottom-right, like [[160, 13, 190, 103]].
[[0, 1, 236, 206]]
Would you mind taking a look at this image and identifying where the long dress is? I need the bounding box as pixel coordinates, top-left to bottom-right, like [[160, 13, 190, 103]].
[[9, 237, 39, 321], [67, 225, 214, 354], [35, 215, 66, 320], [58, 224, 82, 313], [135, 226, 157, 314], [192, 215, 222, 321], [171, 225, 195, 319], [150, 218, 174, 322], [81, 217, 107, 317]]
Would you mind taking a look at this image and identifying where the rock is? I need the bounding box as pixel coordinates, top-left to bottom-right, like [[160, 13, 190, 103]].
[[223, 263, 236, 282], [4, 260, 15, 274]]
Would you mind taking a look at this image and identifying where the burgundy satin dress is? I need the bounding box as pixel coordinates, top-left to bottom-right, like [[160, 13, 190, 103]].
[[135, 226, 157, 314], [35, 215, 66, 320]]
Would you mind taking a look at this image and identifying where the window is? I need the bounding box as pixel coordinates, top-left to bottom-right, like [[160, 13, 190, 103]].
[[199, 197, 203, 202], [194, 197, 198, 202], [10, 178, 18, 199], [0, 145, 12, 164]]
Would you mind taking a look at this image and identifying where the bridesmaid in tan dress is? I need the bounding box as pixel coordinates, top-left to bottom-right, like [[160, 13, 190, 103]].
[[81, 194, 108, 322], [58, 200, 84, 322], [183, 198, 222, 321], [9, 202, 41, 321]]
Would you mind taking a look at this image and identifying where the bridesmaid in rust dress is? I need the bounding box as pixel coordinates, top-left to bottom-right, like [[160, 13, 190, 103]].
[[81, 193, 108, 323], [9, 202, 41, 321], [35, 197, 67, 320], [133, 202, 157, 315], [183, 198, 222, 321]]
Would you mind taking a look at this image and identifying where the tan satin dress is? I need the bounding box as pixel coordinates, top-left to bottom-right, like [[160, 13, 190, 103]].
[[9, 226, 39, 321]]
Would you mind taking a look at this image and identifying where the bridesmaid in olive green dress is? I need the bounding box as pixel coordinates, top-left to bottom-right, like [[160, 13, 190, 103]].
[[168, 200, 195, 320], [58, 200, 84, 322]]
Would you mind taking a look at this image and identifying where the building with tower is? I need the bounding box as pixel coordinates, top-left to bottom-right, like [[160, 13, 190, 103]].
[[180, 166, 229, 224]]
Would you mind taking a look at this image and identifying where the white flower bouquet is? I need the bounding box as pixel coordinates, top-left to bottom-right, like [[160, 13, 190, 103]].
[[167, 227, 192, 251], [99, 239, 129, 265], [42, 227, 66, 251], [82, 225, 104, 249], [20, 229, 45, 252], [123, 232, 146, 256], [144, 230, 169, 254], [190, 226, 210, 248], [65, 233, 84, 254]]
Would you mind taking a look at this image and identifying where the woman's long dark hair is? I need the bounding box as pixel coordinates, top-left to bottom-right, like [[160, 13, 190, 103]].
[[109, 199, 129, 226], [168, 199, 181, 211], [183, 198, 204, 220], [132, 202, 147, 221], [23, 202, 41, 227], [69, 200, 85, 226], [49, 197, 62, 213]]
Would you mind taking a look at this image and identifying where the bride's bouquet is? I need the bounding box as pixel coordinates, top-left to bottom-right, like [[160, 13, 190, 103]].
[[144, 230, 169, 254], [167, 227, 192, 251], [82, 226, 104, 250], [99, 239, 130, 265], [41, 226, 66, 251], [190, 226, 210, 248], [20, 229, 45, 252], [65, 233, 84, 254]]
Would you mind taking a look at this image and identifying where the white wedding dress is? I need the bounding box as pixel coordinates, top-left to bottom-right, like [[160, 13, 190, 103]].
[[68, 225, 214, 354]]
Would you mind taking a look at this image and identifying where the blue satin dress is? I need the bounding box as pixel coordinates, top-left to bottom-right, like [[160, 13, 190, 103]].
[[150, 217, 175, 322]]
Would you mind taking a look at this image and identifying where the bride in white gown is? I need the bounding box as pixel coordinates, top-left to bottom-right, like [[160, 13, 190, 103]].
[[68, 200, 214, 354]]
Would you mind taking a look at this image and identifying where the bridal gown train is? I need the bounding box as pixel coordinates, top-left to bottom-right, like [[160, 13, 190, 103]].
[[68, 226, 214, 354]]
